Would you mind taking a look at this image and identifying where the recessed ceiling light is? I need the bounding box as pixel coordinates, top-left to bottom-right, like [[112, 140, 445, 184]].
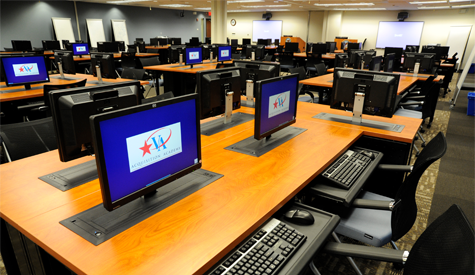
[[227, 9, 252, 12], [107, 0, 149, 4], [242, 4, 291, 7], [344, 3, 375, 6], [334, 8, 359, 10], [227, 0, 264, 3], [315, 3, 343, 6], [409, 1, 447, 4], [266, 9, 290, 11], [159, 4, 193, 7], [359, 7, 387, 10], [417, 5, 451, 8], [195, 7, 211, 10], [451, 3, 475, 7]]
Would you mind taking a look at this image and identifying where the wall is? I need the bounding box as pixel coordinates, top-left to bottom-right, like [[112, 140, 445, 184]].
[[0, 1, 77, 49]]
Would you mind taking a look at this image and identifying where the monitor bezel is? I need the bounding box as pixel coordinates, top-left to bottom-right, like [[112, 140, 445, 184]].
[[217, 45, 232, 62], [2, 55, 51, 88], [185, 47, 203, 66], [70, 43, 90, 55], [90, 93, 202, 211], [254, 74, 299, 140]]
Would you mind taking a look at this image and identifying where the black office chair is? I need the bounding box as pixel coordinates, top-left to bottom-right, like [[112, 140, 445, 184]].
[[289, 67, 316, 103], [263, 54, 273, 61], [305, 55, 324, 77], [231, 53, 242, 60], [0, 117, 57, 162], [309, 132, 447, 274], [318, 204, 474, 275], [278, 52, 296, 74], [119, 52, 137, 70], [138, 57, 163, 97]]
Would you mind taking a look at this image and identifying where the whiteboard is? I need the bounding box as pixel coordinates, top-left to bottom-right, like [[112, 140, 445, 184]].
[[446, 25, 472, 68], [52, 17, 76, 48], [86, 19, 106, 48], [111, 19, 129, 50]]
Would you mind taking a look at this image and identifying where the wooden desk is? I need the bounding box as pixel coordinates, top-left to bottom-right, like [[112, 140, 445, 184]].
[[47, 52, 159, 62], [145, 45, 170, 50], [0, 73, 147, 102]]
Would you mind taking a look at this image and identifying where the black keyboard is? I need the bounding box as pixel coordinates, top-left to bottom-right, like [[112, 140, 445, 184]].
[[206, 218, 307, 275], [322, 149, 373, 189]]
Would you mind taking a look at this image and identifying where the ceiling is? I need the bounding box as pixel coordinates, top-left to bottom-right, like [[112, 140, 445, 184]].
[[73, 0, 475, 12]]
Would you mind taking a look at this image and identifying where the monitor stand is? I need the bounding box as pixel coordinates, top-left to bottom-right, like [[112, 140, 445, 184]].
[[60, 168, 223, 245], [313, 92, 405, 133], [178, 64, 204, 70], [39, 159, 98, 191], [201, 91, 254, 136], [225, 126, 307, 157], [241, 80, 255, 108]]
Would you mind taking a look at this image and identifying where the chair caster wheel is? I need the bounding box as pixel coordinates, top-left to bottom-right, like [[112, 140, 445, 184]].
[[421, 143, 426, 147], [427, 123, 432, 128], [393, 262, 404, 270], [415, 136, 419, 141], [420, 129, 426, 133]]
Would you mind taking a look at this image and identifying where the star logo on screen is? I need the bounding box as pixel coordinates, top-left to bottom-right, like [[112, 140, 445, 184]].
[[268, 91, 290, 118], [139, 141, 153, 156], [273, 93, 286, 109]]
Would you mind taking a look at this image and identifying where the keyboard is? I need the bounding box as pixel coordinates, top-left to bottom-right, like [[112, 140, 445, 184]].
[[322, 149, 374, 189], [206, 218, 307, 275]]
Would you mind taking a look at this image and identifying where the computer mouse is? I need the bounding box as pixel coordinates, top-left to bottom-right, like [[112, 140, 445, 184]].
[[284, 209, 314, 225], [360, 150, 375, 160]]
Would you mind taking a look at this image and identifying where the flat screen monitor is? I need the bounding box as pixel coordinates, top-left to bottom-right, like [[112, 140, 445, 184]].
[[274, 39, 280, 46], [97, 41, 120, 53], [156, 38, 167, 46], [347, 42, 361, 51], [403, 53, 435, 73], [42, 40, 61, 51], [71, 43, 89, 56], [306, 43, 313, 54], [135, 38, 144, 42], [185, 47, 203, 67], [383, 53, 395, 73], [54, 51, 76, 75], [231, 39, 238, 47], [62, 40, 70, 49], [331, 68, 400, 119], [285, 42, 299, 53], [245, 45, 265, 60], [170, 38, 182, 45], [376, 21, 424, 49], [233, 60, 281, 92], [255, 74, 298, 140], [135, 41, 146, 53], [169, 45, 186, 63], [117, 41, 125, 51], [206, 37, 211, 44], [90, 94, 201, 211], [218, 46, 232, 62], [384, 47, 403, 72], [2, 55, 50, 89], [422, 45, 449, 60], [150, 38, 159, 46], [362, 50, 376, 69], [405, 45, 420, 53], [189, 37, 200, 46], [196, 67, 241, 119], [334, 53, 348, 68], [91, 53, 117, 79], [242, 38, 251, 46], [369, 56, 382, 71], [348, 50, 365, 68], [11, 40, 33, 52], [326, 42, 336, 53], [50, 82, 141, 163], [202, 45, 215, 60], [312, 43, 327, 54]]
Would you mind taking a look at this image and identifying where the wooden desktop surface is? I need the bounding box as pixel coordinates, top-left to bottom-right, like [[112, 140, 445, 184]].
[[0, 105, 422, 275], [143, 61, 234, 74], [145, 45, 170, 50], [0, 74, 148, 102], [299, 72, 444, 95], [47, 52, 159, 62]]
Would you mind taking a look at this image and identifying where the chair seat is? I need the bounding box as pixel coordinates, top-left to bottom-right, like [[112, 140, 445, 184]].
[[335, 191, 393, 247], [298, 96, 312, 103], [394, 108, 423, 119], [401, 100, 423, 111]]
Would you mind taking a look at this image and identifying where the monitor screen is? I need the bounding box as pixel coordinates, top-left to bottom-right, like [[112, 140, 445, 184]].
[[347, 43, 361, 51], [97, 42, 120, 53], [405, 45, 420, 53], [369, 56, 382, 71], [376, 21, 424, 49], [71, 43, 89, 55], [231, 39, 238, 47], [254, 74, 298, 140], [185, 47, 203, 65], [90, 94, 201, 211], [218, 46, 232, 62], [11, 40, 32, 52], [42, 40, 61, 51], [2, 55, 50, 88], [312, 43, 327, 54], [242, 38, 251, 46], [285, 42, 299, 53]]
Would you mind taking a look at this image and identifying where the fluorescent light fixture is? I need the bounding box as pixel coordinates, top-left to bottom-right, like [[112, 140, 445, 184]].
[[107, 0, 149, 3], [359, 7, 387, 10], [195, 7, 211, 10], [159, 4, 193, 7], [242, 4, 291, 7], [409, 1, 447, 4], [334, 8, 359, 10], [344, 3, 375, 5], [227, 9, 252, 12], [417, 5, 451, 8], [227, 0, 264, 3], [315, 3, 344, 6], [266, 9, 290, 11], [451, 3, 475, 7], [449, 0, 473, 2]]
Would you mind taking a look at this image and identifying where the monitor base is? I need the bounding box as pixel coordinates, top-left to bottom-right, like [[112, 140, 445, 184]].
[[39, 159, 98, 191], [241, 99, 255, 108], [313, 112, 405, 133], [50, 75, 83, 81], [60, 169, 223, 245], [87, 80, 112, 85], [201, 112, 254, 136], [178, 66, 204, 70], [225, 126, 307, 157]]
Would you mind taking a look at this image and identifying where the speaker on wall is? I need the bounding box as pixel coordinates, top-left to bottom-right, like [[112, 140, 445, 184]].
[[262, 13, 272, 20], [398, 12, 408, 21]]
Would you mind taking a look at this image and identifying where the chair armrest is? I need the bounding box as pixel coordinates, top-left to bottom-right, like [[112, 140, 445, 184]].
[[302, 91, 315, 101], [351, 199, 396, 210], [404, 95, 424, 100], [399, 101, 423, 106], [377, 164, 413, 172], [37, 106, 50, 112], [323, 242, 408, 263]]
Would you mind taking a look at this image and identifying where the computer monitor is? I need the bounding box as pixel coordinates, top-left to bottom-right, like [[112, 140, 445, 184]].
[[135, 38, 144, 42], [274, 39, 280, 46], [306, 43, 313, 54], [157, 38, 168, 46], [168, 45, 186, 63], [312, 43, 327, 55], [150, 38, 159, 46], [233, 60, 281, 93], [285, 42, 299, 53], [403, 53, 435, 74], [422, 45, 449, 61], [231, 39, 238, 47], [326, 42, 336, 53], [348, 50, 365, 69], [90, 94, 201, 211], [54, 51, 77, 76], [47, 82, 141, 189], [170, 38, 182, 45], [117, 41, 125, 51], [242, 38, 251, 46], [42, 40, 61, 51], [257, 39, 271, 46], [362, 50, 376, 69], [97, 41, 120, 53], [369, 56, 382, 71], [245, 45, 265, 60], [91, 53, 117, 79], [405, 45, 420, 53], [325, 68, 403, 132], [185, 47, 203, 68], [62, 40, 70, 49], [347, 42, 361, 51], [135, 41, 146, 53], [1, 55, 50, 89], [383, 53, 395, 72], [190, 37, 200, 46], [206, 37, 211, 44], [70, 43, 89, 56], [11, 40, 33, 52], [217, 46, 232, 62], [334, 53, 348, 68], [384, 47, 403, 72]]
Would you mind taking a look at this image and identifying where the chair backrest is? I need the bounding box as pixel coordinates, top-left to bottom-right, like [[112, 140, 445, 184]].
[[43, 78, 87, 108], [315, 62, 327, 76], [121, 68, 145, 80], [147, 49, 159, 53], [404, 204, 474, 275], [0, 117, 57, 162], [231, 53, 242, 60], [391, 132, 447, 242], [120, 52, 137, 69], [139, 56, 160, 68], [420, 81, 439, 120], [264, 54, 273, 61], [289, 67, 307, 81]]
